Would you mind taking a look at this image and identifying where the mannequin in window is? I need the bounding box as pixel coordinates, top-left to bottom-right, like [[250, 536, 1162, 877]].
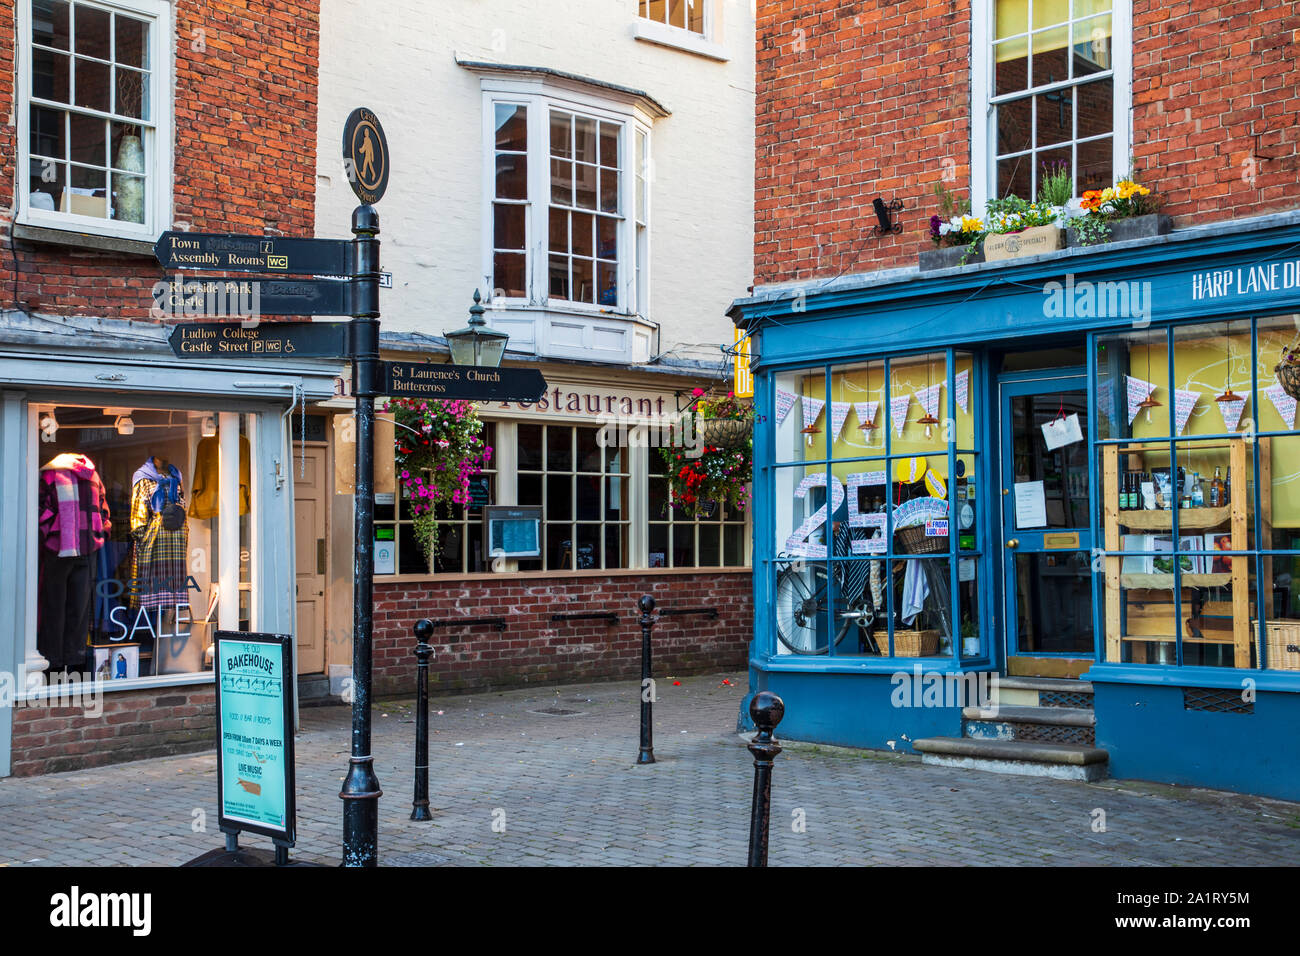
[[130, 456, 189, 612], [38, 453, 111, 676]]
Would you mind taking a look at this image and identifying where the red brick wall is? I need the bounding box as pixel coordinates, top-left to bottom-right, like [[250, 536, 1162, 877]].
[[9, 685, 215, 777], [0, 1, 320, 318], [372, 570, 754, 698], [754, 0, 1300, 286]]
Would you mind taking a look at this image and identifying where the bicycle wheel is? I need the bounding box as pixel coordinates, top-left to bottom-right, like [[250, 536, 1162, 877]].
[[775, 563, 849, 654]]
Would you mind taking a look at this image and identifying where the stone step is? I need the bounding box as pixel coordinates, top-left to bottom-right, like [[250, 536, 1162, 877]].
[[914, 736, 1109, 782], [297, 675, 334, 706], [997, 676, 1094, 693], [962, 705, 1095, 726]]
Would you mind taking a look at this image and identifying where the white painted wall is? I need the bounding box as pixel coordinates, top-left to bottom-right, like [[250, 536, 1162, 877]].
[[315, 0, 755, 365]]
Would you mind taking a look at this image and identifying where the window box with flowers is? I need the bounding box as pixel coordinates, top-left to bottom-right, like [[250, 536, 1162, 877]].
[[1064, 178, 1169, 248], [919, 183, 986, 271], [660, 387, 752, 519], [387, 397, 493, 572]]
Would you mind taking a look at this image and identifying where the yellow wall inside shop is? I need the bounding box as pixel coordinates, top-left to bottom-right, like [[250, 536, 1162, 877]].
[[1129, 335, 1300, 527]]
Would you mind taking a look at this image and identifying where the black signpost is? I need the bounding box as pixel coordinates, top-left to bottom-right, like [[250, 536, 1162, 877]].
[[383, 362, 547, 403], [168, 321, 349, 359], [158, 107, 546, 868], [155, 231, 351, 275]]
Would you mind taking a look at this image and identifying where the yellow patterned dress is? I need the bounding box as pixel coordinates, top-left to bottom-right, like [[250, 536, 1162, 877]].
[[130, 478, 190, 610]]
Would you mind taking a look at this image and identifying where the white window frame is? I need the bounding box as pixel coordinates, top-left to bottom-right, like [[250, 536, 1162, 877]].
[[638, 0, 710, 38], [480, 80, 652, 320], [970, 0, 1131, 211], [15, 0, 174, 242]]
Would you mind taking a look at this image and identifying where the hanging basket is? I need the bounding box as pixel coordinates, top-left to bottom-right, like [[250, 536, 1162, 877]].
[[700, 416, 753, 449], [1276, 357, 1300, 401]]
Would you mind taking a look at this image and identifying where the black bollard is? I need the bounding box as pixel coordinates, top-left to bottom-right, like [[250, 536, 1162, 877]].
[[636, 594, 656, 765], [410, 619, 434, 822], [746, 691, 785, 867]]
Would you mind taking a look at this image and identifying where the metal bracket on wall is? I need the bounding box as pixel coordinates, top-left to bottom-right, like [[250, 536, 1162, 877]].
[[550, 612, 619, 625], [425, 617, 507, 633], [658, 607, 719, 620]]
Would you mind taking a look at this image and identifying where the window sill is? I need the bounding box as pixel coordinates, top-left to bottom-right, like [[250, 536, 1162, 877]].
[[1084, 662, 1300, 693], [632, 19, 730, 62], [374, 565, 751, 585], [18, 670, 214, 703], [12, 222, 157, 258]]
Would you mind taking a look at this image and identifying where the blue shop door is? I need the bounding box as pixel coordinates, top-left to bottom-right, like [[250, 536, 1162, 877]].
[[999, 373, 1096, 677]]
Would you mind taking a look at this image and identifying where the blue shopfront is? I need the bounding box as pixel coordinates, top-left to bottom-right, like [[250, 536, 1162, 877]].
[[731, 212, 1300, 800]]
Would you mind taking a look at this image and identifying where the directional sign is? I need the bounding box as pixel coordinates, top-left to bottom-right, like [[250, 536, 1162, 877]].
[[169, 321, 348, 359], [342, 107, 389, 205], [154, 232, 350, 275], [153, 276, 351, 317], [382, 362, 547, 403]]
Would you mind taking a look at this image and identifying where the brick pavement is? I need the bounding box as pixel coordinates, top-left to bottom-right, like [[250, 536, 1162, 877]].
[[1, 671, 1298, 866]]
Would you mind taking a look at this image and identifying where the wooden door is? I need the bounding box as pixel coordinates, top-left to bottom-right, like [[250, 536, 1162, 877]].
[[294, 446, 327, 674]]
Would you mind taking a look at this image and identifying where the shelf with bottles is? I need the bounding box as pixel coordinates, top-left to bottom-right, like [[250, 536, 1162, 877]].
[[1102, 437, 1268, 668]]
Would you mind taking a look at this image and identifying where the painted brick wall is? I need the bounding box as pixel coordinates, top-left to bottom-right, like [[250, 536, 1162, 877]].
[[0, 1, 320, 318], [754, 0, 1300, 286], [9, 685, 214, 777], [371, 571, 753, 698]]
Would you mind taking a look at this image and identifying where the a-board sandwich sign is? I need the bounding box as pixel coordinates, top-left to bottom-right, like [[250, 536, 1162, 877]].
[[214, 631, 296, 848]]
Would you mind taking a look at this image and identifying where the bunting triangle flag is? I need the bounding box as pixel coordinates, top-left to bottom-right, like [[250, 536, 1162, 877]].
[[775, 388, 797, 425], [853, 401, 879, 432], [1218, 395, 1247, 433], [1126, 375, 1157, 425], [802, 395, 825, 434], [890, 393, 910, 437], [1265, 382, 1298, 430], [829, 401, 851, 442], [1173, 389, 1199, 436], [955, 369, 970, 413], [914, 383, 942, 420]]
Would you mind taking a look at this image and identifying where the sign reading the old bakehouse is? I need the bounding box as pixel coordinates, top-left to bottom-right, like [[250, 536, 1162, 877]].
[[214, 631, 296, 847]]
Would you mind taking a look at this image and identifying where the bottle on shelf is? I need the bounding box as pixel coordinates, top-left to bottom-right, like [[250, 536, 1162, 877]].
[[1191, 473, 1204, 508], [1210, 467, 1224, 508]]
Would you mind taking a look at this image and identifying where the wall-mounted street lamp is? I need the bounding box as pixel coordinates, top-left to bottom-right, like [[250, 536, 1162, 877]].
[[445, 290, 509, 368]]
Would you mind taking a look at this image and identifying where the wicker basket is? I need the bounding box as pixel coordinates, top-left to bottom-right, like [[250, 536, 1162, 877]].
[[896, 522, 947, 554], [892, 629, 939, 657], [1275, 361, 1300, 401], [1255, 619, 1300, 671]]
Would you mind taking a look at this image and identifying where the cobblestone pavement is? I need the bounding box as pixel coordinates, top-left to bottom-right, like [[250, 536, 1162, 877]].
[[2, 671, 1298, 866]]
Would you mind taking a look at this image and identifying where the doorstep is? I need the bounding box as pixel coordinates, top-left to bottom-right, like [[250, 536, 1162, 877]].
[[913, 736, 1109, 782]]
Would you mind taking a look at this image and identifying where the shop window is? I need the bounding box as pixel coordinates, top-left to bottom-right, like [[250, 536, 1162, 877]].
[[648, 456, 748, 568], [20, 0, 169, 237], [1095, 318, 1300, 670], [515, 424, 630, 570], [376, 423, 497, 575], [974, 0, 1129, 207], [769, 353, 980, 660], [33, 403, 251, 685]]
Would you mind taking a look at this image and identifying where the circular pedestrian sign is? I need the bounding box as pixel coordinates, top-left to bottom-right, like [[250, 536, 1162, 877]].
[[342, 107, 389, 205]]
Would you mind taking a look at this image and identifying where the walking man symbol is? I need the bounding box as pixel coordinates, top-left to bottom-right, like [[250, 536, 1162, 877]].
[[359, 128, 377, 182]]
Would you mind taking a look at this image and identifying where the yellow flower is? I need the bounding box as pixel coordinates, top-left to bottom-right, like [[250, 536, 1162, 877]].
[[961, 216, 983, 233], [1101, 187, 1117, 202]]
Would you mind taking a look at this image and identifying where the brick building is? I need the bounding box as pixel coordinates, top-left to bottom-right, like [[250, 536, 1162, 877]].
[[732, 1, 1300, 799], [0, 0, 338, 777]]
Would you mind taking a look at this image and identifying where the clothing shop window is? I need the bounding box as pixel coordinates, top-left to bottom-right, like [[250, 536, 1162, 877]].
[[514, 423, 630, 571], [769, 352, 981, 660], [484, 88, 649, 315], [33, 403, 251, 685], [19, 0, 170, 238], [1094, 314, 1300, 671], [375, 423, 498, 575], [973, 0, 1130, 207]]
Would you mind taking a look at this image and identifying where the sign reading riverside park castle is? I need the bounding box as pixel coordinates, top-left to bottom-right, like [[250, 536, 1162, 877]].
[[214, 632, 296, 847]]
